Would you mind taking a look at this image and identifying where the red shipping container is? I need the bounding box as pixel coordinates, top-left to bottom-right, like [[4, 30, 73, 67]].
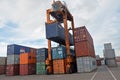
[[20, 52, 36, 64], [74, 26, 93, 45], [96, 60, 101, 66], [75, 41, 95, 58], [6, 64, 19, 76], [20, 64, 36, 75], [0, 65, 6, 74], [30, 48, 36, 54]]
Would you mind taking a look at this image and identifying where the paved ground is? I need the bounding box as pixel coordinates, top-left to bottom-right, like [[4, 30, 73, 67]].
[[0, 62, 120, 80]]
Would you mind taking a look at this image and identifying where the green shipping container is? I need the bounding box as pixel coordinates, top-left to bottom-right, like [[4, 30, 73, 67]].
[[36, 62, 47, 74]]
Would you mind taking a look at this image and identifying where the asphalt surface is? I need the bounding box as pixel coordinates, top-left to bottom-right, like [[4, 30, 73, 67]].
[[0, 62, 120, 80]]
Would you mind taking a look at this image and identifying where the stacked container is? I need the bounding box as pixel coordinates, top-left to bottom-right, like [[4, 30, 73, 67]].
[[6, 44, 30, 76], [52, 45, 67, 74], [20, 48, 36, 75], [36, 48, 48, 75], [103, 43, 117, 67], [0, 57, 6, 74], [74, 26, 96, 73], [96, 55, 101, 66]]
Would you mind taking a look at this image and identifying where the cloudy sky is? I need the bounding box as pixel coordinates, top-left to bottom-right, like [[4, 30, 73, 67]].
[[0, 0, 120, 57]]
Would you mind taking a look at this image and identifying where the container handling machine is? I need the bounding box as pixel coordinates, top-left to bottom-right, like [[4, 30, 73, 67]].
[[45, 0, 75, 74]]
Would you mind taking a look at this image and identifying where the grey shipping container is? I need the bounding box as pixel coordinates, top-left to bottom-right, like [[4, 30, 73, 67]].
[[0, 57, 6, 65], [7, 55, 19, 65], [105, 58, 117, 67], [76, 57, 97, 73], [45, 22, 74, 45], [104, 43, 112, 50], [103, 49, 115, 59]]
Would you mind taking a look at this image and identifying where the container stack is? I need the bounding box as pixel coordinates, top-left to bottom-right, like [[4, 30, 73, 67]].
[[0, 57, 6, 74], [96, 55, 101, 66], [20, 48, 36, 75], [74, 26, 97, 73], [6, 44, 30, 76], [52, 45, 67, 74], [36, 48, 48, 75], [103, 43, 117, 67]]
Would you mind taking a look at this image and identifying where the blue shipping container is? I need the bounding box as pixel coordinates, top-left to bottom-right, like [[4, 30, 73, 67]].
[[52, 46, 66, 59], [7, 44, 30, 55], [45, 22, 74, 45], [36, 48, 48, 62]]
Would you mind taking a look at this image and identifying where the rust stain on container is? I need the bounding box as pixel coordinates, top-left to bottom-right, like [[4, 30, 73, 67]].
[[53, 59, 66, 74], [6, 64, 19, 76], [20, 64, 36, 75], [20, 53, 36, 64]]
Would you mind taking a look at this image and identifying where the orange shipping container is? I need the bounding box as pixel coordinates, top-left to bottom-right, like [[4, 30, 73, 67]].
[[30, 48, 36, 54], [20, 53, 36, 64], [53, 59, 66, 74]]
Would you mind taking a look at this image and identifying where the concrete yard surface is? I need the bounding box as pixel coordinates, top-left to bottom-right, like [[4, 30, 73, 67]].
[[0, 62, 120, 80]]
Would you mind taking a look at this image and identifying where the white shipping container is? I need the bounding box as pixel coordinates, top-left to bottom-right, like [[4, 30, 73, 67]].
[[0, 57, 6, 65], [104, 43, 112, 50], [7, 55, 19, 65], [76, 57, 97, 73], [103, 49, 115, 59], [105, 58, 117, 67]]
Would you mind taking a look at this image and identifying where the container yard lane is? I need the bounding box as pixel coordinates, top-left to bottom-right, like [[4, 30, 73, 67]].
[[90, 65, 118, 80]]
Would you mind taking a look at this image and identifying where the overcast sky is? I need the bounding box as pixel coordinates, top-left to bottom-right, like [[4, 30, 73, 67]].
[[0, 0, 120, 57]]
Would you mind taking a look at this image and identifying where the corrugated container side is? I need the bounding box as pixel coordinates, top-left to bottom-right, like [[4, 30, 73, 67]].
[[6, 64, 19, 76], [36, 48, 48, 62], [52, 46, 66, 60], [7, 55, 19, 65], [0, 57, 6, 65], [36, 62, 47, 74], [20, 53, 36, 64], [103, 49, 115, 59], [75, 41, 95, 57], [20, 64, 36, 75], [0, 65, 6, 74], [74, 26, 93, 45], [104, 43, 112, 50], [46, 22, 74, 45], [105, 58, 117, 67], [7, 44, 30, 55], [53, 59, 66, 74], [76, 57, 96, 73]]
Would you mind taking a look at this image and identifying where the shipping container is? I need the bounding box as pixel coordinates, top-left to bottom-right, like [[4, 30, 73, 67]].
[[74, 26, 93, 45], [7, 55, 19, 65], [7, 44, 30, 55], [20, 53, 36, 64], [0, 57, 6, 65], [75, 41, 95, 58], [96, 60, 101, 66], [52, 46, 66, 60], [6, 64, 19, 76], [0, 65, 6, 74], [105, 58, 117, 67], [20, 64, 36, 75], [76, 57, 97, 73], [104, 43, 112, 50], [36, 48, 48, 62], [53, 59, 66, 74], [103, 49, 115, 59], [30, 48, 36, 54], [45, 22, 74, 45], [36, 62, 47, 75]]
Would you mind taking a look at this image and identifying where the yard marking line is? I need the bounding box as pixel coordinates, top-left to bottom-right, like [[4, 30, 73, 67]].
[[106, 66, 117, 80], [90, 70, 98, 80]]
